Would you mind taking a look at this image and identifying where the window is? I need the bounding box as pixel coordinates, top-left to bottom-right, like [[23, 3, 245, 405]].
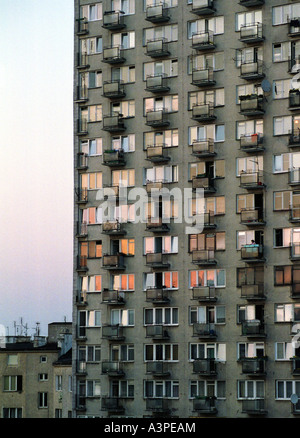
[[188, 89, 225, 109], [112, 31, 135, 49], [190, 306, 226, 324], [144, 236, 178, 254], [144, 344, 178, 361], [80, 275, 102, 293], [236, 156, 263, 176], [79, 71, 103, 90], [275, 303, 300, 322], [144, 24, 178, 44], [274, 265, 300, 286], [38, 392, 48, 408], [112, 65, 135, 83], [273, 190, 293, 211], [275, 343, 294, 360], [236, 11, 262, 31], [143, 59, 178, 79], [144, 129, 178, 148], [144, 0, 177, 7], [112, 274, 135, 291], [80, 241, 102, 259], [274, 152, 300, 173], [236, 84, 263, 104], [276, 381, 300, 400], [112, 169, 135, 187], [188, 52, 224, 73], [80, 172, 102, 190], [189, 343, 226, 361], [38, 373, 48, 381], [144, 95, 178, 114], [190, 380, 225, 399], [80, 3, 103, 21], [78, 345, 101, 362], [82, 207, 103, 225], [2, 408, 22, 418], [144, 308, 179, 326], [189, 269, 226, 288], [88, 105, 102, 122], [111, 344, 134, 362], [112, 0, 135, 15], [236, 230, 263, 250], [111, 380, 134, 398], [112, 134, 135, 152], [236, 119, 263, 139], [81, 37, 103, 55], [113, 204, 135, 223], [188, 196, 225, 217], [189, 160, 225, 179], [189, 232, 226, 252], [237, 343, 265, 359], [187, 17, 224, 38], [55, 376, 62, 391], [86, 380, 101, 397], [273, 3, 300, 25], [274, 115, 292, 135], [144, 165, 178, 183], [237, 266, 264, 287], [144, 380, 179, 398], [7, 355, 18, 366], [273, 79, 292, 99], [237, 381, 264, 399], [235, 46, 263, 67], [188, 124, 225, 144], [40, 356, 47, 363], [144, 271, 179, 290], [3, 376, 22, 392], [111, 100, 135, 118], [80, 138, 103, 156], [274, 228, 293, 248], [78, 310, 101, 331], [111, 309, 135, 326]]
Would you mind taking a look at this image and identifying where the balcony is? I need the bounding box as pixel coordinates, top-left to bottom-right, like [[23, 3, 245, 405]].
[[76, 19, 88, 35], [240, 357, 266, 375], [191, 31, 215, 51], [291, 358, 300, 375], [193, 397, 217, 415], [240, 172, 265, 190], [146, 288, 170, 304], [145, 38, 170, 57], [146, 217, 170, 233], [240, 134, 264, 152], [145, 109, 170, 127], [145, 74, 170, 93], [77, 53, 89, 69], [145, 252, 170, 269], [291, 243, 300, 261], [289, 168, 300, 186], [146, 398, 171, 415], [241, 244, 265, 263], [102, 11, 126, 30], [288, 18, 300, 37], [146, 144, 170, 163], [191, 0, 216, 16], [75, 221, 88, 239], [240, 61, 264, 81], [102, 254, 125, 270], [240, 208, 265, 226], [76, 152, 88, 170], [241, 320, 266, 338], [101, 397, 124, 414], [103, 80, 126, 99], [102, 221, 126, 235], [192, 249, 217, 266], [192, 68, 216, 87], [203, 211, 217, 229], [192, 175, 215, 193], [76, 255, 88, 272], [146, 325, 170, 340], [289, 90, 300, 110], [240, 94, 264, 116], [146, 361, 170, 377], [102, 325, 125, 341], [75, 291, 88, 307], [102, 289, 125, 305], [102, 361, 125, 377], [146, 181, 164, 194], [102, 114, 126, 132], [241, 399, 267, 415], [239, 0, 264, 6], [75, 188, 88, 204], [103, 149, 126, 167], [75, 85, 88, 103], [102, 45, 125, 64], [193, 358, 217, 376], [192, 286, 217, 302], [193, 323, 217, 339], [240, 23, 264, 44], [191, 103, 216, 122], [241, 284, 265, 301], [145, 4, 170, 23], [291, 282, 300, 298], [77, 118, 88, 135], [289, 131, 300, 148]]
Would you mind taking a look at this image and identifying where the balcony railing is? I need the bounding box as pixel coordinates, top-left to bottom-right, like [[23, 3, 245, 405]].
[[101, 397, 124, 413], [192, 31, 215, 51], [77, 118, 88, 135], [102, 254, 125, 270], [192, 69, 215, 89], [241, 284, 265, 300], [103, 114, 125, 132], [193, 323, 217, 339], [146, 109, 170, 127], [76, 221, 88, 238], [203, 211, 216, 229], [240, 60, 264, 81], [146, 325, 170, 340], [76, 396, 86, 411], [193, 397, 217, 414], [192, 175, 215, 193], [241, 399, 267, 415], [242, 320, 266, 337], [145, 74, 170, 93], [146, 398, 171, 414], [240, 23, 264, 43], [102, 11, 126, 30], [146, 217, 170, 233], [102, 221, 126, 235], [289, 56, 300, 74], [241, 244, 264, 262], [289, 168, 300, 186], [146, 288, 170, 304], [76, 152, 88, 170], [102, 289, 125, 305], [75, 291, 88, 306], [146, 181, 164, 194], [146, 38, 170, 57], [192, 286, 217, 302], [289, 90, 300, 109], [103, 80, 126, 99], [77, 19, 88, 35], [240, 94, 264, 116], [191, 0, 216, 15], [76, 85, 88, 103], [192, 249, 217, 265], [76, 255, 88, 272], [103, 149, 126, 166], [101, 361, 125, 377], [193, 358, 217, 375], [145, 252, 170, 268], [288, 18, 300, 37], [240, 172, 264, 189], [239, 0, 265, 6], [102, 45, 125, 64], [240, 357, 266, 375], [145, 4, 170, 23], [192, 139, 215, 157], [102, 325, 125, 341], [291, 357, 300, 375], [146, 361, 170, 377], [77, 53, 89, 69], [146, 144, 170, 163], [240, 208, 265, 226], [289, 130, 300, 147], [192, 103, 216, 122], [291, 243, 300, 260], [240, 134, 264, 152]]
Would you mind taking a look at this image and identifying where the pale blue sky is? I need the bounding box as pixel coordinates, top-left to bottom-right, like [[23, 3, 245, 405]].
[[0, 0, 74, 336]]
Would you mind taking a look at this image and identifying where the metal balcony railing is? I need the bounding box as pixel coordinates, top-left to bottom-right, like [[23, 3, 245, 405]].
[[103, 254, 125, 270], [291, 282, 300, 298], [240, 60, 264, 80], [240, 23, 264, 43], [240, 208, 265, 225], [240, 357, 266, 375], [103, 80, 126, 99], [192, 249, 217, 265], [102, 11, 126, 30], [145, 109, 170, 127], [146, 325, 170, 340], [239, 0, 265, 6], [193, 358, 217, 375], [145, 74, 170, 93], [103, 113, 126, 132], [145, 4, 170, 23], [193, 323, 217, 338], [192, 30, 215, 50], [241, 399, 267, 415], [289, 168, 300, 186], [103, 149, 126, 166], [101, 397, 124, 413], [291, 243, 300, 260], [102, 221, 125, 235], [77, 19, 88, 35], [192, 175, 215, 192], [240, 284, 265, 300], [240, 134, 264, 152], [146, 38, 170, 57], [77, 152, 88, 169], [289, 90, 300, 109], [241, 320, 266, 337], [192, 103, 216, 121], [146, 217, 170, 232], [192, 68, 216, 87], [241, 244, 264, 262], [240, 94, 264, 116], [145, 252, 170, 268], [146, 288, 170, 304], [240, 172, 264, 189], [102, 289, 125, 305], [146, 144, 170, 163], [192, 286, 217, 302], [102, 325, 125, 341], [101, 361, 125, 376], [146, 361, 170, 377], [146, 398, 171, 413], [193, 397, 217, 414], [76, 360, 87, 375], [77, 255, 88, 271], [103, 45, 125, 64], [288, 18, 300, 37], [192, 139, 215, 157], [191, 0, 216, 15]]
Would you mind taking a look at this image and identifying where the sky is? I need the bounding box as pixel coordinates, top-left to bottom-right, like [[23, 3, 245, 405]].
[[0, 0, 74, 336]]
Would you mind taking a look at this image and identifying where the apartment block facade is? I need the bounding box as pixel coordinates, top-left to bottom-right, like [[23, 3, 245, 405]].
[[73, 0, 300, 418]]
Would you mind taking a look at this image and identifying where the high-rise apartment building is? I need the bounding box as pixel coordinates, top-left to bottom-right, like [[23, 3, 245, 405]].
[[73, 0, 300, 418]]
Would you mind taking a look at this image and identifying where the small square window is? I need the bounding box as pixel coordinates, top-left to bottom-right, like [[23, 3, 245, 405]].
[[40, 356, 47, 363]]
